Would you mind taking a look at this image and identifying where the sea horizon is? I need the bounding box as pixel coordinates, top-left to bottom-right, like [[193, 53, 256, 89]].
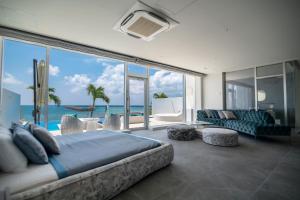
[[21, 105, 146, 122]]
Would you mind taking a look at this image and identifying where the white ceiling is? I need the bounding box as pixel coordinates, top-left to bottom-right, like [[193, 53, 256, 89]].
[[0, 0, 299, 74]]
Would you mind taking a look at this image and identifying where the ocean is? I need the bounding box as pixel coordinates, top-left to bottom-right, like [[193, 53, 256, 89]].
[[21, 105, 145, 130]]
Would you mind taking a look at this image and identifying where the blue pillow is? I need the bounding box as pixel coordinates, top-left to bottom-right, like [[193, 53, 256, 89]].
[[32, 127, 60, 154], [11, 122, 36, 133], [13, 127, 48, 164]]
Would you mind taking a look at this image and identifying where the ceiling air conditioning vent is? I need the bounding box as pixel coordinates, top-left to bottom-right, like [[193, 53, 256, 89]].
[[114, 1, 179, 41]]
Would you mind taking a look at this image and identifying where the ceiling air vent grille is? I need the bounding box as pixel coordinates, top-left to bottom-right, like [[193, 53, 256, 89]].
[[127, 16, 163, 37], [114, 1, 179, 41]]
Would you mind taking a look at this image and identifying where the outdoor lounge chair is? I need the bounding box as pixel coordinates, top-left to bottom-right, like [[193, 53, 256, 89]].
[[60, 115, 84, 134]]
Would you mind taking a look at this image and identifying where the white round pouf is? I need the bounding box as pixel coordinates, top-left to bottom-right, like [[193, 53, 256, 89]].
[[202, 128, 238, 147]]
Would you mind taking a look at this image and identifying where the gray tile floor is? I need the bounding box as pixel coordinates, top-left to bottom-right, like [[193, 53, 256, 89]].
[[113, 130, 300, 200]]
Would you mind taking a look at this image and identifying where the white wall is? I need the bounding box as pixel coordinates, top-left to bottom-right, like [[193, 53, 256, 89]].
[[152, 97, 183, 115], [203, 73, 223, 110], [0, 89, 21, 127]]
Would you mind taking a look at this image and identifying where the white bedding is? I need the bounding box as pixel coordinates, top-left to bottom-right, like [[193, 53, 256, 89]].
[[0, 164, 58, 194]]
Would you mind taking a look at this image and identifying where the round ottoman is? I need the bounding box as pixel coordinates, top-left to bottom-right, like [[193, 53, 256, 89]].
[[167, 125, 197, 141], [202, 128, 238, 147]]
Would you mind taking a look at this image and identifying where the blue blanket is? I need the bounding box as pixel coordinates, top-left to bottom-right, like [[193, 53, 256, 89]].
[[49, 131, 161, 178]]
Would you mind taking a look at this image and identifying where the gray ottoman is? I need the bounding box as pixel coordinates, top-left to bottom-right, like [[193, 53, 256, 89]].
[[202, 128, 238, 146], [167, 125, 197, 141]]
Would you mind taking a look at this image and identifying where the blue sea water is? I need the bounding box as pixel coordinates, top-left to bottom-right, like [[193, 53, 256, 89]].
[[21, 105, 144, 131]]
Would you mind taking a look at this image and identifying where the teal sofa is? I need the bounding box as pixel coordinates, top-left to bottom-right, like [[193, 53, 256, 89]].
[[197, 110, 291, 138]]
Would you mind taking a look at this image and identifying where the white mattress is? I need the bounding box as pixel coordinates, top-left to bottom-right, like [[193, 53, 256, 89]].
[[0, 164, 58, 194]]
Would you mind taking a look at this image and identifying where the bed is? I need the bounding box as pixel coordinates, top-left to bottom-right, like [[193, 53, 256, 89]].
[[0, 130, 174, 200]]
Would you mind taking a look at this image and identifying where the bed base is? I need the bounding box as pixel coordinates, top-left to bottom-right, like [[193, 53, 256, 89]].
[[10, 143, 174, 200]]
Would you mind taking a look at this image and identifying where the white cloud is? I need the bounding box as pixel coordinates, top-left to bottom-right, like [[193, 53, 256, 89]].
[[64, 74, 91, 93], [94, 64, 124, 95], [129, 79, 144, 95], [83, 57, 111, 64], [96, 57, 110, 63], [3, 73, 23, 85], [150, 70, 183, 97], [49, 65, 60, 76], [27, 68, 33, 75]]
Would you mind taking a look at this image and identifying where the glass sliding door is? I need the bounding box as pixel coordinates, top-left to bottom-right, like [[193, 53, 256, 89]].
[[1, 39, 46, 127], [127, 77, 146, 129], [49, 48, 125, 133], [149, 67, 184, 127]]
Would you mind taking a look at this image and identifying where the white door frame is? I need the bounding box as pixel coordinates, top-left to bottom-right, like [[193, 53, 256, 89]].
[[124, 66, 149, 130]]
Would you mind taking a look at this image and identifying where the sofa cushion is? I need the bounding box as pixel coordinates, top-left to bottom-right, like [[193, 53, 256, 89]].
[[222, 111, 237, 120], [197, 110, 208, 120], [224, 120, 259, 135], [13, 127, 48, 164], [204, 110, 213, 118], [242, 110, 274, 124], [217, 111, 226, 119], [0, 127, 28, 172], [210, 110, 220, 119]]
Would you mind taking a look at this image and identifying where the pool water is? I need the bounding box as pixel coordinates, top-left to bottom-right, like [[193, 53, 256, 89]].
[[38, 114, 141, 131], [39, 121, 60, 131]]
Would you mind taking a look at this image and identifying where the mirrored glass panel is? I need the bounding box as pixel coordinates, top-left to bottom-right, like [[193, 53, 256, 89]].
[[257, 76, 284, 125], [226, 68, 255, 110], [285, 61, 298, 127]]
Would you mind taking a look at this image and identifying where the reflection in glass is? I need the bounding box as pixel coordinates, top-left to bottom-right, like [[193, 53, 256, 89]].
[[285, 61, 298, 127], [257, 77, 284, 125], [226, 68, 255, 110]]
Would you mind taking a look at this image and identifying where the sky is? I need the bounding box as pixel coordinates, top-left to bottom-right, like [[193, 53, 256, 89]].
[[2, 39, 183, 106]]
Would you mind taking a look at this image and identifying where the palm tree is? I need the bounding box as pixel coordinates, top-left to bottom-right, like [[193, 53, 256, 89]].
[[87, 84, 110, 117], [28, 86, 61, 123], [28, 86, 61, 106], [153, 92, 168, 99]]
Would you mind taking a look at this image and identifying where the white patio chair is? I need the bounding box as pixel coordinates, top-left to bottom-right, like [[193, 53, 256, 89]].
[[60, 115, 84, 134]]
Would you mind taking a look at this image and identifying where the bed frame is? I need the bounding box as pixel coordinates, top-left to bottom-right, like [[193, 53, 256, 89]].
[[10, 142, 174, 200]]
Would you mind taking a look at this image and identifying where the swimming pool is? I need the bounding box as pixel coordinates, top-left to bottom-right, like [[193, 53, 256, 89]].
[[39, 121, 61, 131], [39, 118, 105, 131]]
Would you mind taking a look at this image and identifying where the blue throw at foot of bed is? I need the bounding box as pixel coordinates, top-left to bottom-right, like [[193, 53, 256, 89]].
[[49, 131, 161, 179]]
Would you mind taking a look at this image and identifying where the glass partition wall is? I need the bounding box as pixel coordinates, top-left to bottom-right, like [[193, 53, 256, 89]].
[[256, 64, 285, 125], [225, 61, 299, 127], [226, 69, 255, 110], [0, 37, 203, 132]]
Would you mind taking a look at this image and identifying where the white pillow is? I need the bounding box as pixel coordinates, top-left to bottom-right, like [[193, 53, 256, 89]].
[[0, 127, 28, 172]]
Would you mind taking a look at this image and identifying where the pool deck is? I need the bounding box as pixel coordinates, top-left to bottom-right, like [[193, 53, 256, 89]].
[[50, 118, 182, 135]]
